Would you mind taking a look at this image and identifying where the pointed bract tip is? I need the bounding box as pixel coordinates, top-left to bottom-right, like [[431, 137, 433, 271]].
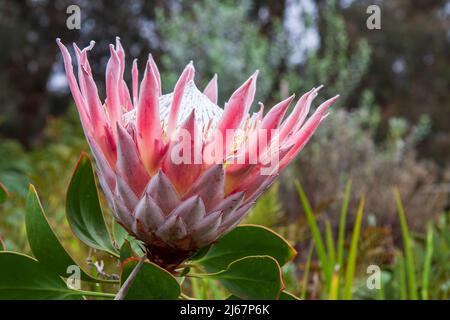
[[251, 70, 259, 81], [109, 43, 116, 54]]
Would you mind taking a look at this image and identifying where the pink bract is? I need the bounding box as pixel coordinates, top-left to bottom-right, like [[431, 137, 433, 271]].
[[57, 37, 338, 269]]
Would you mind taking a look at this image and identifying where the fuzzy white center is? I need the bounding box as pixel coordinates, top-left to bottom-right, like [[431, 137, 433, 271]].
[[123, 81, 223, 138]]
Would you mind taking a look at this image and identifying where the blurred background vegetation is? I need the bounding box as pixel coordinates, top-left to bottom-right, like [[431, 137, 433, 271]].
[[0, 0, 449, 299]]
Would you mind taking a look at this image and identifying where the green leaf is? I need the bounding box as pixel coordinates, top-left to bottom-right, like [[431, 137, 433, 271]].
[[0, 252, 83, 300], [394, 188, 418, 300], [66, 153, 117, 257], [26, 185, 114, 283], [119, 241, 134, 262], [335, 179, 352, 299], [343, 195, 365, 300], [113, 222, 145, 257], [0, 182, 8, 204], [198, 225, 296, 272], [112, 222, 128, 249], [421, 223, 434, 300], [205, 256, 283, 300], [120, 258, 181, 300], [295, 180, 331, 288], [279, 290, 301, 300], [188, 244, 212, 261]]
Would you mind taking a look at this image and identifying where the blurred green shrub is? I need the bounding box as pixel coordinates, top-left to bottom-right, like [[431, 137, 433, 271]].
[[0, 107, 87, 252], [155, 0, 287, 104], [280, 100, 448, 234]]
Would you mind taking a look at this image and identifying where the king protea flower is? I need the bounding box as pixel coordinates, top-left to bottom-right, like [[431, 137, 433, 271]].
[[57, 38, 338, 270]]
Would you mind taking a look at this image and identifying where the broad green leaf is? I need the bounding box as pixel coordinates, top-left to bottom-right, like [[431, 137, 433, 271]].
[[198, 225, 296, 272], [0, 182, 8, 204], [206, 256, 283, 300], [66, 153, 117, 257], [120, 258, 181, 300], [26, 185, 114, 283], [0, 252, 83, 300]]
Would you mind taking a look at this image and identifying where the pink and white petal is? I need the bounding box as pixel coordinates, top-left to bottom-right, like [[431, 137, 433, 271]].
[[136, 57, 164, 175], [191, 210, 222, 245], [169, 196, 206, 230], [184, 164, 224, 211], [115, 175, 139, 211], [56, 39, 91, 131], [132, 59, 139, 107], [146, 171, 181, 215], [203, 74, 218, 104], [156, 215, 188, 243], [133, 193, 165, 233], [167, 62, 195, 138], [105, 44, 122, 128], [116, 123, 150, 196], [280, 95, 339, 169], [162, 110, 202, 196], [216, 71, 258, 157]]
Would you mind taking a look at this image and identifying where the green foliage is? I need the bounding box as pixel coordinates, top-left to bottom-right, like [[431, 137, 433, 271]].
[[342, 196, 365, 300], [0, 109, 87, 252], [286, 0, 371, 105], [0, 252, 113, 300], [120, 259, 181, 300], [25, 185, 111, 283], [243, 183, 283, 226], [0, 183, 7, 204], [204, 256, 283, 300], [295, 180, 331, 288], [155, 0, 287, 104], [197, 225, 296, 273], [394, 188, 418, 299], [66, 153, 117, 257]]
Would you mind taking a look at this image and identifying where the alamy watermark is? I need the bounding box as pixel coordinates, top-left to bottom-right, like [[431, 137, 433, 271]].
[[66, 5, 81, 30], [366, 264, 381, 290], [366, 5, 381, 30]]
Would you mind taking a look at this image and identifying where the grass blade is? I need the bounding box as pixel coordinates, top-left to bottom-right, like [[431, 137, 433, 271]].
[[325, 220, 336, 268], [337, 180, 352, 271], [295, 180, 331, 289], [397, 253, 408, 300], [421, 223, 434, 300], [300, 242, 314, 300], [325, 220, 338, 300], [394, 188, 418, 300], [343, 195, 365, 300], [334, 179, 352, 299]]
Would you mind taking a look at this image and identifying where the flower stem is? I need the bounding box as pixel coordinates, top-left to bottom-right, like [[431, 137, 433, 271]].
[[114, 255, 146, 300]]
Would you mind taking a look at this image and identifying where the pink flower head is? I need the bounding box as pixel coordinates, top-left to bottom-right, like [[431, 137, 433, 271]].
[[57, 38, 338, 269]]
